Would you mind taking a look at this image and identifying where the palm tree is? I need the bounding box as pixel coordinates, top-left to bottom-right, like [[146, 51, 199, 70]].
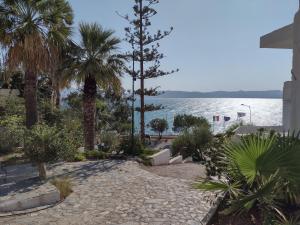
[[51, 42, 74, 109], [0, 0, 73, 128], [66, 23, 124, 151], [195, 134, 300, 223]]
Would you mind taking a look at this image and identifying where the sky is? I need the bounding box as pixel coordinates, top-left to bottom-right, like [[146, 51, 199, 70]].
[[68, 0, 299, 92]]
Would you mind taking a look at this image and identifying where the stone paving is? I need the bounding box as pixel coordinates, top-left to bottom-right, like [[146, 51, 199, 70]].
[[0, 160, 218, 225]]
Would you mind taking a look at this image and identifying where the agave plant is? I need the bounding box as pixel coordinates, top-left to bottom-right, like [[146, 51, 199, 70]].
[[195, 133, 300, 221]]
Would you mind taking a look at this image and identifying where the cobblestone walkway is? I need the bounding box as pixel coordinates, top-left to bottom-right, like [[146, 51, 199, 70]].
[[0, 160, 218, 225]]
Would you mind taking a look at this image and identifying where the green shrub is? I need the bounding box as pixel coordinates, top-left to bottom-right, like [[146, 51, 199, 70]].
[[172, 132, 195, 159], [51, 178, 73, 199], [120, 135, 144, 156], [24, 124, 77, 163], [173, 114, 210, 132], [141, 148, 159, 157], [99, 132, 120, 153], [148, 118, 169, 138], [172, 125, 213, 160], [84, 150, 107, 160], [0, 96, 25, 117], [60, 114, 84, 150], [0, 115, 25, 154], [24, 124, 62, 163], [40, 101, 63, 127], [203, 134, 227, 177], [73, 152, 86, 162]]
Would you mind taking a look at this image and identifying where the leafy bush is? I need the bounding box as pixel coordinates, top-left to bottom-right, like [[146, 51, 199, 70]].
[[60, 113, 84, 149], [173, 114, 210, 132], [0, 96, 25, 117], [0, 115, 25, 154], [99, 132, 120, 153], [195, 133, 300, 224], [73, 152, 86, 162], [203, 134, 227, 177], [84, 150, 108, 160], [24, 124, 77, 163], [172, 125, 213, 160], [172, 132, 195, 159], [120, 135, 144, 156], [51, 178, 73, 199], [40, 101, 63, 127], [24, 124, 63, 163], [148, 118, 168, 138]]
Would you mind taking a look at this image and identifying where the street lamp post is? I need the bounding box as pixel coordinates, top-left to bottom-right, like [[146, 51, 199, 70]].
[[241, 104, 252, 124]]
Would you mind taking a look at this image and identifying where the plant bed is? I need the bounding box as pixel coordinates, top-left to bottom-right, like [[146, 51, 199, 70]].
[[208, 202, 262, 225]]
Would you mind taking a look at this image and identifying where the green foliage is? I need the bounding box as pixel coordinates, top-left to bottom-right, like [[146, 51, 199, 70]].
[[39, 101, 63, 127], [9, 71, 24, 96], [173, 114, 210, 132], [64, 90, 131, 135], [0, 96, 25, 117], [123, 0, 178, 139], [24, 124, 77, 163], [103, 90, 132, 134], [196, 133, 300, 222], [120, 135, 144, 156], [172, 125, 213, 160], [73, 152, 86, 162], [203, 134, 227, 177], [148, 118, 168, 138], [141, 148, 159, 157], [0, 115, 25, 154], [99, 132, 120, 153], [172, 132, 195, 159], [64, 92, 83, 111], [84, 150, 108, 160], [225, 123, 239, 136]]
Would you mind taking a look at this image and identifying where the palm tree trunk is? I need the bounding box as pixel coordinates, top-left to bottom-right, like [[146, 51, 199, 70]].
[[37, 162, 47, 180], [83, 76, 97, 151], [24, 70, 38, 128]]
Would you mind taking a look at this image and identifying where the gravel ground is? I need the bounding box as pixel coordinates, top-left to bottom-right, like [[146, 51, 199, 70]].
[[0, 160, 217, 225], [141, 163, 207, 181]]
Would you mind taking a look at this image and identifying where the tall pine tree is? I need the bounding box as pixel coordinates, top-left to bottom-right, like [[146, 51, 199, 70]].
[[123, 0, 178, 142]]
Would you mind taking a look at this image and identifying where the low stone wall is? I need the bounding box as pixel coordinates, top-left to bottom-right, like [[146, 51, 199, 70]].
[[0, 182, 60, 213], [169, 155, 182, 164], [150, 149, 171, 166]]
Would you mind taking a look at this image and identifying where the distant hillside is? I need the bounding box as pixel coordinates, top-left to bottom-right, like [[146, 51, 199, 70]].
[[158, 90, 282, 99]]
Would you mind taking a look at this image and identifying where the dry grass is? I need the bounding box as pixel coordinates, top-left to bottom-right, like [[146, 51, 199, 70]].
[[51, 177, 73, 199]]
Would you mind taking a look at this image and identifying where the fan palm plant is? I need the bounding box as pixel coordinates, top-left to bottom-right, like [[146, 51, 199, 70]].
[[0, 0, 73, 128], [65, 23, 124, 151], [195, 133, 300, 222], [50, 40, 76, 109]]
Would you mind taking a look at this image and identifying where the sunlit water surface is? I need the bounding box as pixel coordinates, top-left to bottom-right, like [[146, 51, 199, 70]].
[[134, 98, 282, 135]]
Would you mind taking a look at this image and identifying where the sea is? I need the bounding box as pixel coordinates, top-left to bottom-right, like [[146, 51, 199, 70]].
[[134, 97, 282, 135]]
